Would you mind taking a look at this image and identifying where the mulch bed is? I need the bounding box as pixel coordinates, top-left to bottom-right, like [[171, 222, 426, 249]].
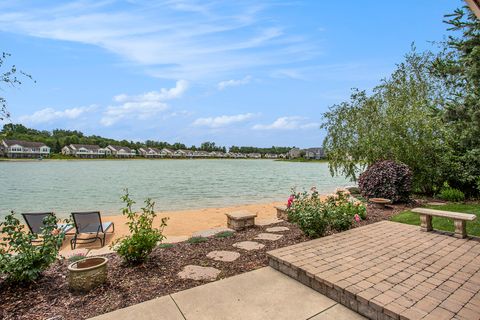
[[0, 221, 308, 320], [0, 203, 415, 320]]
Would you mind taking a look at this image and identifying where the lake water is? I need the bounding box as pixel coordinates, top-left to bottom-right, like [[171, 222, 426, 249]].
[[0, 159, 350, 219]]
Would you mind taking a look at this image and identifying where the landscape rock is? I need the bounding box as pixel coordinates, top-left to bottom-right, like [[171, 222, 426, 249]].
[[232, 241, 265, 251], [256, 218, 283, 226], [265, 226, 290, 233], [177, 265, 221, 281], [255, 233, 283, 241], [206, 250, 241, 262]]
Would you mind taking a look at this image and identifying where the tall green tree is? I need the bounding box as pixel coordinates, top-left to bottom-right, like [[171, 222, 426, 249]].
[[432, 7, 480, 194], [321, 49, 451, 193]]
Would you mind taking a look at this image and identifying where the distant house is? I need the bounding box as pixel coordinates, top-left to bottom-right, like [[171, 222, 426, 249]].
[[138, 147, 161, 158], [194, 151, 209, 158], [107, 145, 136, 158], [247, 153, 261, 159], [1, 139, 50, 158], [278, 153, 287, 159], [304, 148, 325, 160], [160, 148, 174, 157], [173, 149, 187, 158], [264, 153, 278, 159], [288, 148, 301, 159], [62, 144, 110, 158]]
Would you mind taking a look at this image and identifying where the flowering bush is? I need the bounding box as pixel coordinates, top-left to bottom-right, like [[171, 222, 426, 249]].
[[286, 188, 366, 238], [112, 190, 168, 264], [358, 160, 412, 203], [0, 212, 65, 283]]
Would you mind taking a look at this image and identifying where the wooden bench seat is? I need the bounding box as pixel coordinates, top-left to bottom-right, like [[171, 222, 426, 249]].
[[411, 208, 477, 238]]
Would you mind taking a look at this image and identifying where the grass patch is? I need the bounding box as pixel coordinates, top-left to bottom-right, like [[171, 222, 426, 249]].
[[215, 231, 235, 238], [187, 236, 208, 244], [158, 243, 174, 249], [391, 203, 480, 236]]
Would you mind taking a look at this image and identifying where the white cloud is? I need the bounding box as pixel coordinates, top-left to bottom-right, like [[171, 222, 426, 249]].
[[217, 76, 252, 90], [0, 1, 319, 80], [19, 105, 96, 124], [252, 116, 319, 130], [101, 80, 188, 126], [193, 113, 255, 128]]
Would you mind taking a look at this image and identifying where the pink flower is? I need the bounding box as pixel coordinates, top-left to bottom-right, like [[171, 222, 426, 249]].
[[354, 214, 361, 222], [287, 195, 295, 208]]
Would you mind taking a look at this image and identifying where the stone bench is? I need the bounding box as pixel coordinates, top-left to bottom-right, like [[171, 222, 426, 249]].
[[225, 211, 257, 231], [275, 205, 288, 221], [411, 208, 477, 239]]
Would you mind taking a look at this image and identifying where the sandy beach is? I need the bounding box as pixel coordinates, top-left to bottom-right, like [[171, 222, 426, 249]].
[[59, 201, 285, 254]]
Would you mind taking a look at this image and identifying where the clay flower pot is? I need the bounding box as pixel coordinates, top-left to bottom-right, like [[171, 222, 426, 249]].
[[68, 256, 108, 291]]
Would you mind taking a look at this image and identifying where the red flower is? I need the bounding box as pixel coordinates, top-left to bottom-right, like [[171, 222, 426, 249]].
[[287, 195, 295, 208]]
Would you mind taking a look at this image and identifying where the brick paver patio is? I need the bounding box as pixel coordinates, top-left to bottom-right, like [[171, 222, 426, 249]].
[[267, 221, 480, 320]]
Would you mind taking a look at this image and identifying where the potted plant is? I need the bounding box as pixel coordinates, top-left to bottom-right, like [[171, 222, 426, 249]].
[[67, 256, 108, 291]]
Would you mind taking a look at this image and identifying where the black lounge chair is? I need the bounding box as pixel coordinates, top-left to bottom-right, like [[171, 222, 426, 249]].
[[22, 212, 73, 242], [70, 211, 114, 249]]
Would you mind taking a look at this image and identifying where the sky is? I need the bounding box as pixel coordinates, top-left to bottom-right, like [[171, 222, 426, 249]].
[[0, 0, 462, 148]]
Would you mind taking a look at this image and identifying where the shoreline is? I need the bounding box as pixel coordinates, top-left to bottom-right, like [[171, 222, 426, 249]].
[[0, 157, 278, 162], [59, 201, 285, 254]]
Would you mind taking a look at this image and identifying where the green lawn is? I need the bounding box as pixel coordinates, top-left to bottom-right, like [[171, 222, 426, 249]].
[[391, 203, 480, 236]]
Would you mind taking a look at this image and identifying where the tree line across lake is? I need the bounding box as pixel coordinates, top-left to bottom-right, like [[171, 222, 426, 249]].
[[0, 123, 292, 155]]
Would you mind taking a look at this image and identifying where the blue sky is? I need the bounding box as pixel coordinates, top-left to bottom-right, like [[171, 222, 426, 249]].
[[0, 0, 461, 148]]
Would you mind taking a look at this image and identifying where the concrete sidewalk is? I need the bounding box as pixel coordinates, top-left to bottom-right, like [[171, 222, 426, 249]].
[[90, 267, 364, 320]]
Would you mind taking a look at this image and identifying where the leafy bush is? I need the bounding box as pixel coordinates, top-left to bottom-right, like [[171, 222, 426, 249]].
[[439, 184, 465, 202], [112, 191, 168, 264], [358, 160, 412, 203], [0, 212, 65, 283], [187, 236, 208, 244], [287, 188, 366, 238]]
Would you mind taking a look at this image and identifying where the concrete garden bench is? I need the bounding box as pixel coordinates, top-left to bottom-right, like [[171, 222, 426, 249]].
[[411, 208, 477, 239], [225, 211, 257, 231]]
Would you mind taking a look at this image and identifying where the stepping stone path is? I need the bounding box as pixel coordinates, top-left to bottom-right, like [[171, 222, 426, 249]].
[[427, 202, 446, 206], [255, 233, 283, 241], [178, 265, 221, 281], [233, 241, 265, 251], [207, 250, 240, 262], [265, 226, 289, 233]]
